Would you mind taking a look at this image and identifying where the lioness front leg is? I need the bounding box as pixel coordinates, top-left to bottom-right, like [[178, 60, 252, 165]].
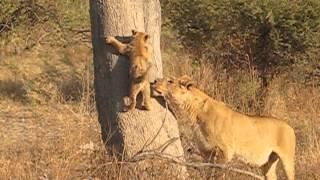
[[105, 36, 130, 54], [218, 147, 233, 164], [142, 82, 152, 111]]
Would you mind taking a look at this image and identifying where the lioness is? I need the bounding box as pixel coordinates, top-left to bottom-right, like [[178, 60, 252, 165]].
[[106, 30, 152, 111], [152, 75, 295, 180]]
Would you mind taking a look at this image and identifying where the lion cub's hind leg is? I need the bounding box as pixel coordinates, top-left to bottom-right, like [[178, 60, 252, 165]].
[[123, 82, 144, 111], [123, 82, 152, 111], [142, 82, 152, 110]]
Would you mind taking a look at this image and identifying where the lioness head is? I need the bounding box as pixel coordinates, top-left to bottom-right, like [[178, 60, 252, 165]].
[[152, 75, 195, 104]]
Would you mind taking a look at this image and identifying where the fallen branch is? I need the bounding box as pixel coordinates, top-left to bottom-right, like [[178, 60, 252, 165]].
[[101, 150, 264, 180], [95, 99, 263, 179], [66, 28, 91, 34]]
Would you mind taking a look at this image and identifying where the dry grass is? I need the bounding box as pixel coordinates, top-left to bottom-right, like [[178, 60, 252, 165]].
[[0, 36, 107, 179], [161, 30, 320, 179], [0, 34, 186, 179], [0, 37, 319, 180], [0, 6, 319, 178], [0, 101, 103, 179]]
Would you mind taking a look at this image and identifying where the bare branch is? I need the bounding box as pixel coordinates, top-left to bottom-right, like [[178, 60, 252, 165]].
[[137, 101, 170, 153], [66, 28, 91, 34]]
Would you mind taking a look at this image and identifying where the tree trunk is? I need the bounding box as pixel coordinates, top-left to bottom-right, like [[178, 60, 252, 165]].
[[89, 0, 186, 177]]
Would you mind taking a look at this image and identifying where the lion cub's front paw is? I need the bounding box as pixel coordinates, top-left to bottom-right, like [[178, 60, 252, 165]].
[[122, 96, 135, 112], [122, 106, 130, 112], [122, 96, 131, 111], [105, 36, 114, 44]]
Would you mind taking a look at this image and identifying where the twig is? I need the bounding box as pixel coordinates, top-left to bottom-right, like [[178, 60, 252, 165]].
[[66, 28, 91, 34], [137, 101, 169, 153], [0, 23, 12, 33], [157, 137, 179, 153]]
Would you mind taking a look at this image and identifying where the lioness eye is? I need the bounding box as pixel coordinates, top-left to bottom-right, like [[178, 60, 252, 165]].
[[168, 80, 174, 83]]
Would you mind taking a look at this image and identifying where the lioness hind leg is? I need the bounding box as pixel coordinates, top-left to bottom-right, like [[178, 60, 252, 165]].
[[281, 155, 295, 180], [261, 152, 279, 180], [142, 83, 152, 110], [261, 152, 278, 174], [266, 159, 279, 180]]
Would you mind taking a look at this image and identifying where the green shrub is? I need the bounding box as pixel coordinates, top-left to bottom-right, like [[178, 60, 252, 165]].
[[162, 0, 320, 84], [0, 0, 89, 34]]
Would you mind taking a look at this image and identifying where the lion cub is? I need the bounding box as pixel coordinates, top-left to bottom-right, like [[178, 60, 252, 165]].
[[106, 30, 152, 111], [152, 75, 296, 180]]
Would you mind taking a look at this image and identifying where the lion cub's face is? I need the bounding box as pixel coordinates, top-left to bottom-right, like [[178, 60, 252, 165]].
[[152, 76, 194, 105], [129, 30, 151, 79]]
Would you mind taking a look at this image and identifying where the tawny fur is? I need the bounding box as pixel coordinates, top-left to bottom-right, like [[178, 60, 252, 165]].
[[106, 30, 152, 111], [152, 75, 296, 180]]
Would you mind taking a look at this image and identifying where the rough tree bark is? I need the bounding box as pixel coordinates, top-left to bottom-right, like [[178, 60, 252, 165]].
[[89, 0, 186, 177]]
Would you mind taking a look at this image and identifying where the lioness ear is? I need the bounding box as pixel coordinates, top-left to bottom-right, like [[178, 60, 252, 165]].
[[185, 80, 194, 89], [168, 76, 177, 83], [169, 75, 176, 80], [179, 75, 194, 89], [132, 29, 137, 35]]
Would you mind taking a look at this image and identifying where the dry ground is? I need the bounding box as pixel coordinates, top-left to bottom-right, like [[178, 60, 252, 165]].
[[161, 37, 320, 179], [0, 29, 319, 180], [0, 100, 105, 179]]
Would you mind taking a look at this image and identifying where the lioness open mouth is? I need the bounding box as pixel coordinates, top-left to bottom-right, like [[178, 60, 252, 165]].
[[151, 88, 163, 97], [151, 82, 163, 96]]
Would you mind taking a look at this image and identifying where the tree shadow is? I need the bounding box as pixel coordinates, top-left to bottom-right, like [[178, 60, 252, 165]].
[[0, 79, 28, 103], [92, 34, 134, 156]]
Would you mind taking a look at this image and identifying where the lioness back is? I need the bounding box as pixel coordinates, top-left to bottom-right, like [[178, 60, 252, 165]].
[[229, 114, 295, 165]]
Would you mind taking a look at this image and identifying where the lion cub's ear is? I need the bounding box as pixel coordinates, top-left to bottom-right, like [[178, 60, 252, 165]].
[[178, 75, 194, 89], [132, 29, 137, 36]]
